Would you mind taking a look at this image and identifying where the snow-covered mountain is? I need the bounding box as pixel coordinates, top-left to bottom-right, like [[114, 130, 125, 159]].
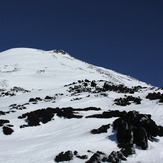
[[0, 48, 163, 163], [0, 48, 148, 89]]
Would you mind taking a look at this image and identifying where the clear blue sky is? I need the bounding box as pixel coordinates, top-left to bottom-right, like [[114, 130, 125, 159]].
[[0, 0, 162, 87]]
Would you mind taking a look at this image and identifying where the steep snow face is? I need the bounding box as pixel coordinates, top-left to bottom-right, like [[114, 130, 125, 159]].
[[0, 48, 148, 89]]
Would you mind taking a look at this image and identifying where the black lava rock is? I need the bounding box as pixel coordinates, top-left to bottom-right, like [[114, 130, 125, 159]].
[[0, 119, 10, 127], [133, 127, 148, 150], [3, 126, 14, 135], [91, 124, 110, 134], [54, 151, 73, 162]]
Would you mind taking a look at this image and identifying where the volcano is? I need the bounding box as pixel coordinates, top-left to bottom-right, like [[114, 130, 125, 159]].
[[0, 48, 163, 163]]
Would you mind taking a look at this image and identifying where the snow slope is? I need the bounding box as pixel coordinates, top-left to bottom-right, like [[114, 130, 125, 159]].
[[0, 48, 162, 163], [0, 48, 148, 89]]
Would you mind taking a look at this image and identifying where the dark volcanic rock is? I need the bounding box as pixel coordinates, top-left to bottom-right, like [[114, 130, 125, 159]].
[[108, 151, 127, 162], [103, 83, 142, 94], [0, 119, 10, 126], [108, 110, 163, 161], [76, 154, 88, 160], [56, 107, 83, 119], [55, 150, 88, 162], [0, 111, 6, 115], [54, 151, 73, 162], [86, 110, 126, 119], [158, 126, 163, 136], [146, 92, 163, 103], [73, 151, 88, 160], [113, 118, 133, 146], [104, 109, 163, 163], [86, 151, 107, 163], [74, 107, 101, 111], [0, 87, 30, 98], [65, 80, 143, 95], [120, 144, 135, 157], [114, 96, 142, 106], [91, 80, 97, 87], [86, 153, 101, 163], [18, 108, 55, 127], [3, 126, 14, 135], [91, 124, 110, 134], [133, 127, 148, 150], [44, 96, 53, 100], [29, 98, 37, 103], [18, 107, 83, 127]]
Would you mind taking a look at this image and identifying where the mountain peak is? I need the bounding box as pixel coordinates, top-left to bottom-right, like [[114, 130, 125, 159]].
[[0, 48, 149, 89]]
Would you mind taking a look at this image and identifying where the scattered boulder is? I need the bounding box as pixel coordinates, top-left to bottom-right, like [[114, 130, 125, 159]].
[[85, 79, 90, 83], [2, 126, 14, 135], [91, 81, 97, 87], [73, 151, 88, 159], [18, 107, 83, 128], [0, 87, 30, 98], [91, 124, 110, 134], [0, 111, 6, 115], [29, 98, 37, 103], [65, 80, 143, 95], [76, 154, 88, 160], [44, 96, 54, 100], [56, 107, 83, 119], [86, 153, 101, 163], [0, 119, 10, 126], [114, 96, 142, 106], [146, 92, 163, 103], [108, 151, 126, 162], [133, 127, 148, 150], [120, 144, 135, 157], [55, 150, 88, 162], [35, 97, 42, 101], [9, 104, 27, 111], [18, 108, 55, 127], [113, 118, 133, 146], [103, 83, 142, 94], [86, 151, 105, 163], [55, 151, 73, 162]]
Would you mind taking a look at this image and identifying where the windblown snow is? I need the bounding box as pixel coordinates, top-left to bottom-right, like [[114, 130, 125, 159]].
[[0, 48, 163, 163]]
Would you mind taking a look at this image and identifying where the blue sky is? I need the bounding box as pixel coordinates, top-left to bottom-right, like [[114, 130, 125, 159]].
[[0, 0, 162, 87]]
